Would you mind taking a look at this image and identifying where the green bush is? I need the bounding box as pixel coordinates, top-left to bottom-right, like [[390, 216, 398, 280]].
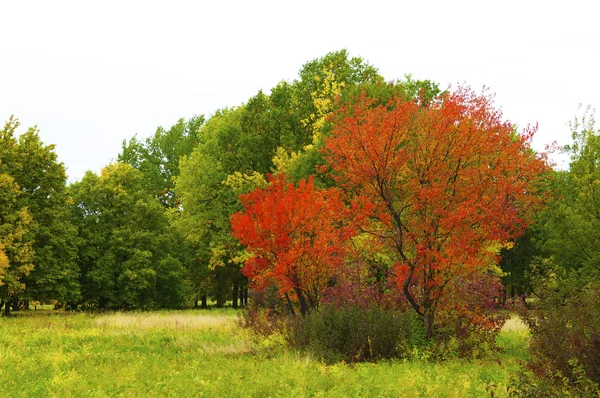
[[508, 359, 599, 398], [289, 305, 412, 363]]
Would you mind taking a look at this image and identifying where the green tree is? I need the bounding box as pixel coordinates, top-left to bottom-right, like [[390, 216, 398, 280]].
[[534, 107, 600, 294], [174, 106, 276, 307], [119, 116, 204, 306], [197, 106, 282, 175], [511, 108, 600, 394], [499, 228, 537, 297], [174, 132, 245, 306], [71, 163, 187, 309], [293, 49, 383, 137], [173, 51, 436, 307], [119, 116, 205, 208], [276, 56, 441, 184], [0, 116, 79, 309]]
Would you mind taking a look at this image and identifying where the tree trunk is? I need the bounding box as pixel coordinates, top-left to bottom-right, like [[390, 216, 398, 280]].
[[242, 276, 249, 306], [424, 310, 434, 340], [306, 293, 315, 311], [3, 297, 11, 317], [24, 300, 29, 310], [193, 298, 199, 309], [232, 281, 239, 309], [402, 266, 422, 317], [201, 294, 207, 309], [285, 293, 295, 316], [295, 288, 308, 316], [238, 285, 244, 307]]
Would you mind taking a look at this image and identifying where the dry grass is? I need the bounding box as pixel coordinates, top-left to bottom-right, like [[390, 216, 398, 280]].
[[502, 314, 528, 332], [93, 311, 237, 331]]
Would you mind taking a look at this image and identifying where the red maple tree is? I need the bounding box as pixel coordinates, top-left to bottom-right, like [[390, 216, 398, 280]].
[[230, 174, 349, 315], [322, 87, 550, 338]]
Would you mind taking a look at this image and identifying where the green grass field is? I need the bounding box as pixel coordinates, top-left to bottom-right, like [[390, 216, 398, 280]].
[[0, 310, 529, 397]]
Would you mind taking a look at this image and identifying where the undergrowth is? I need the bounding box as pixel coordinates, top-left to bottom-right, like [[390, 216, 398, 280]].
[[1, 309, 529, 397]]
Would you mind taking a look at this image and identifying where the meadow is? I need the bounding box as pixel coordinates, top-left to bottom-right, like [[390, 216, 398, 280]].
[[0, 309, 530, 397]]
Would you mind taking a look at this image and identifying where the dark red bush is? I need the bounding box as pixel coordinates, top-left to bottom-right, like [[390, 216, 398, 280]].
[[519, 282, 600, 391]]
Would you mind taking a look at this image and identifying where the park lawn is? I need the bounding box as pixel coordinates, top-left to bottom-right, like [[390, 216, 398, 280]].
[[0, 310, 528, 397]]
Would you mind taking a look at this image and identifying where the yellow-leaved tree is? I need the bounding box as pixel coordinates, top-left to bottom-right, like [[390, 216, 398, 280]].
[[0, 172, 35, 316]]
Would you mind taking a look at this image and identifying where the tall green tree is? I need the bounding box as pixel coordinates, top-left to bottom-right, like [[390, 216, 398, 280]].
[[0, 116, 79, 309], [534, 107, 600, 295], [174, 109, 263, 307], [119, 116, 205, 307], [71, 163, 187, 309], [174, 51, 416, 307], [119, 115, 205, 208], [276, 54, 441, 184], [293, 49, 383, 136]]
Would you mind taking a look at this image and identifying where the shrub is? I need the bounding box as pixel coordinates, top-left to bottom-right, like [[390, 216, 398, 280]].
[[237, 301, 290, 338], [515, 281, 600, 394], [289, 305, 413, 363], [508, 359, 599, 398], [432, 274, 509, 359]]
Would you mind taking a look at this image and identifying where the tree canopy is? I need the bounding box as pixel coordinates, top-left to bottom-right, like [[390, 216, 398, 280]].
[[0, 50, 578, 325], [71, 163, 187, 309], [231, 174, 349, 315], [0, 116, 78, 314], [320, 87, 549, 337]]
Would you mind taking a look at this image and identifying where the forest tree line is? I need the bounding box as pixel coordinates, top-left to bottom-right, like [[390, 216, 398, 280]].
[[1, 50, 598, 326]]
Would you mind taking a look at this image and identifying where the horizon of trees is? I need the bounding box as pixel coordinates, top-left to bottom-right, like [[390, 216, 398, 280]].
[[1, 50, 598, 333]]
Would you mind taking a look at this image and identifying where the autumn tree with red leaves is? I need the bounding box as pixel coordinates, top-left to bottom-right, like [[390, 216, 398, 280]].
[[322, 87, 549, 339], [231, 174, 349, 316]]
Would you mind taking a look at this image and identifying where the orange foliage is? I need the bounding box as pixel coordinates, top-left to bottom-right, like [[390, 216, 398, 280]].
[[231, 174, 350, 315], [322, 87, 550, 336]]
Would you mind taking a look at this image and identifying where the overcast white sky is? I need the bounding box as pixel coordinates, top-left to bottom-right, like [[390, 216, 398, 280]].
[[1, 0, 598, 181]]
